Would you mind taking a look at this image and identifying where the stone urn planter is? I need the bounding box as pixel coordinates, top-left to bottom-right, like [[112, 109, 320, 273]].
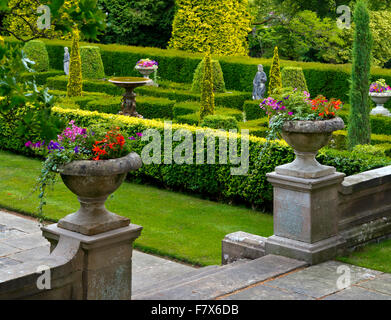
[[57, 152, 142, 236], [275, 117, 345, 179], [135, 65, 158, 86], [369, 92, 391, 117]]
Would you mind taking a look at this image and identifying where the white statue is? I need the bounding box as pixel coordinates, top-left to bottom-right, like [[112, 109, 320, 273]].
[[253, 64, 267, 100], [64, 47, 70, 75]]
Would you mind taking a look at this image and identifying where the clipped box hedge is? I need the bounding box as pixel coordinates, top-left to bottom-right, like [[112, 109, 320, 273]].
[[41, 106, 391, 210], [9, 37, 391, 106], [239, 119, 269, 138], [244, 100, 264, 120], [21, 70, 64, 85], [175, 106, 243, 125]]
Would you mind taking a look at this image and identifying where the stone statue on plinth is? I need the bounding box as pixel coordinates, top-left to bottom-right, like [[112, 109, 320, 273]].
[[64, 47, 70, 75], [252, 64, 267, 100]]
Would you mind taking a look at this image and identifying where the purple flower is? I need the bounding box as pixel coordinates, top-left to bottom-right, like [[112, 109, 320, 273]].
[[129, 136, 136, 140], [47, 140, 64, 153], [136, 132, 143, 137], [288, 112, 294, 116], [74, 146, 79, 154], [25, 141, 32, 148]]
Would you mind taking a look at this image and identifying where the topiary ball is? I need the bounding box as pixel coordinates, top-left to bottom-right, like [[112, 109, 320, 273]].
[[281, 66, 308, 92], [191, 59, 226, 93], [80, 46, 105, 79], [22, 40, 50, 72]]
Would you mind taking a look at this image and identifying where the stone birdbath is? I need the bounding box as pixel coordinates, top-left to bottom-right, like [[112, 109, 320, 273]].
[[108, 77, 152, 118]]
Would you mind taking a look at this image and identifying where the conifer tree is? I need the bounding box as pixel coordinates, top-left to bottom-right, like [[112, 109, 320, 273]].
[[169, 0, 251, 56], [200, 52, 215, 121], [348, 0, 372, 149], [268, 46, 282, 94], [67, 29, 83, 97]]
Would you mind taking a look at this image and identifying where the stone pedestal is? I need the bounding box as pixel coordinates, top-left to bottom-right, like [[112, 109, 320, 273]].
[[42, 223, 142, 300], [265, 171, 345, 265]]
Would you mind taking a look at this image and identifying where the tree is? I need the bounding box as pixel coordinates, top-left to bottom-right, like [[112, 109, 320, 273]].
[[268, 47, 282, 94], [0, 0, 106, 42], [200, 52, 215, 121], [97, 0, 175, 48], [348, 0, 372, 149], [169, 0, 252, 56], [67, 29, 83, 97]]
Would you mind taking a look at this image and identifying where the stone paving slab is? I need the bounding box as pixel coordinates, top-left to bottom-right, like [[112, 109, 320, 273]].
[[356, 273, 391, 296], [222, 283, 314, 300], [264, 260, 381, 299], [323, 286, 391, 300]]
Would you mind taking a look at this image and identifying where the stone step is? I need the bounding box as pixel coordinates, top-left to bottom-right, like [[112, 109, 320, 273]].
[[133, 255, 307, 300], [133, 259, 250, 297]]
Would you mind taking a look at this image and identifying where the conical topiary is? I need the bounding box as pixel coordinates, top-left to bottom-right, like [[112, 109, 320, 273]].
[[268, 46, 282, 94], [22, 40, 50, 72], [200, 52, 215, 121], [80, 46, 105, 79], [67, 29, 83, 97], [281, 67, 308, 92], [191, 59, 226, 93]]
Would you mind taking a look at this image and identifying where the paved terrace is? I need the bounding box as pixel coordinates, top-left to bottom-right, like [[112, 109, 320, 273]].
[[0, 210, 390, 300]]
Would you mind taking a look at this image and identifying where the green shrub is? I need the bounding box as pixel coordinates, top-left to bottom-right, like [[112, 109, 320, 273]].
[[173, 101, 200, 118], [191, 59, 226, 93], [216, 107, 243, 122], [200, 52, 215, 121], [83, 96, 175, 119], [67, 29, 83, 97], [268, 47, 282, 94], [332, 130, 391, 149], [352, 144, 391, 157], [201, 115, 238, 131], [239, 118, 269, 138], [21, 70, 64, 85], [244, 100, 264, 120], [281, 67, 308, 92], [175, 112, 200, 126], [80, 46, 105, 79], [22, 40, 50, 72]]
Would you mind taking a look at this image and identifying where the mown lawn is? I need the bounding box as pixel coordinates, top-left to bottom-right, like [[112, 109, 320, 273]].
[[337, 239, 391, 273], [0, 150, 273, 266]]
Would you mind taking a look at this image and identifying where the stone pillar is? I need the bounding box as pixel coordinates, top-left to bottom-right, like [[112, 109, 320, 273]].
[[265, 171, 345, 265], [42, 223, 142, 300]]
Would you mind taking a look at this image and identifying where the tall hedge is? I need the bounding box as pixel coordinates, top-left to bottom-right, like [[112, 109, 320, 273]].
[[281, 66, 308, 92], [169, 0, 251, 56], [67, 30, 83, 97], [191, 59, 226, 93], [80, 46, 105, 79], [200, 52, 215, 120], [348, 0, 373, 149], [268, 47, 282, 94], [22, 40, 50, 72]]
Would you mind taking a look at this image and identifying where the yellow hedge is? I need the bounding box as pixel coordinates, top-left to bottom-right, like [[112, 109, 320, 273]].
[[169, 0, 252, 56]]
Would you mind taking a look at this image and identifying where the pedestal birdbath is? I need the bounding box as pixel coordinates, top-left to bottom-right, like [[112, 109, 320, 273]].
[[109, 77, 152, 118]]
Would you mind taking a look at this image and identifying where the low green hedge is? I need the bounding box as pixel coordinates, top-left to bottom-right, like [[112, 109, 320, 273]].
[[6, 37, 391, 108], [136, 85, 250, 110], [244, 100, 264, 120], [173, 101, 200, 118], [63, 95, 176, 119], [46, 75, 123, 96], [46, 107, 391, 210], [2, 104, 391, 210], [21, 70, 64, 85], [175, 107, 243, 125], [239, 119, 269, 138], [200, 115, 238, 131], [332, 130, 391, 149]]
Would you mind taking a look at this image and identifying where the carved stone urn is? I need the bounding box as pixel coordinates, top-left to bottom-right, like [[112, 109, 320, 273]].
[[369, 92, 391, 117], [135, 65, 158, 86], [275, 117, 345, 179], [57, 152, 142, 236]]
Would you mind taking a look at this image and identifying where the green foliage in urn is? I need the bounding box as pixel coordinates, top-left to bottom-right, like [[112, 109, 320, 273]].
[[191, 59, 226, 93], [67, 29, 83, 97], [199, 52, 215, 121], [80, 46, 105, 80], [268, 47, 282, 95], [348, 0, 373, 149], [281, 67, 308, 92], [22, 40, 50, 72]]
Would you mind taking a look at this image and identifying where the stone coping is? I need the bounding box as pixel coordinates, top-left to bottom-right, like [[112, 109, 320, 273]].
[[282, 117, 344, 133], [341, 165, 391, 195], [59, 152, 142, 176]]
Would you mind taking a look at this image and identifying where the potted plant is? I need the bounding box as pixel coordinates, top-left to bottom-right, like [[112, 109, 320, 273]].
[[259, 89, 344, 178], [135, 58, 159, 86], [26, 121, 143, 235], [369, 79, 391, 116]]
